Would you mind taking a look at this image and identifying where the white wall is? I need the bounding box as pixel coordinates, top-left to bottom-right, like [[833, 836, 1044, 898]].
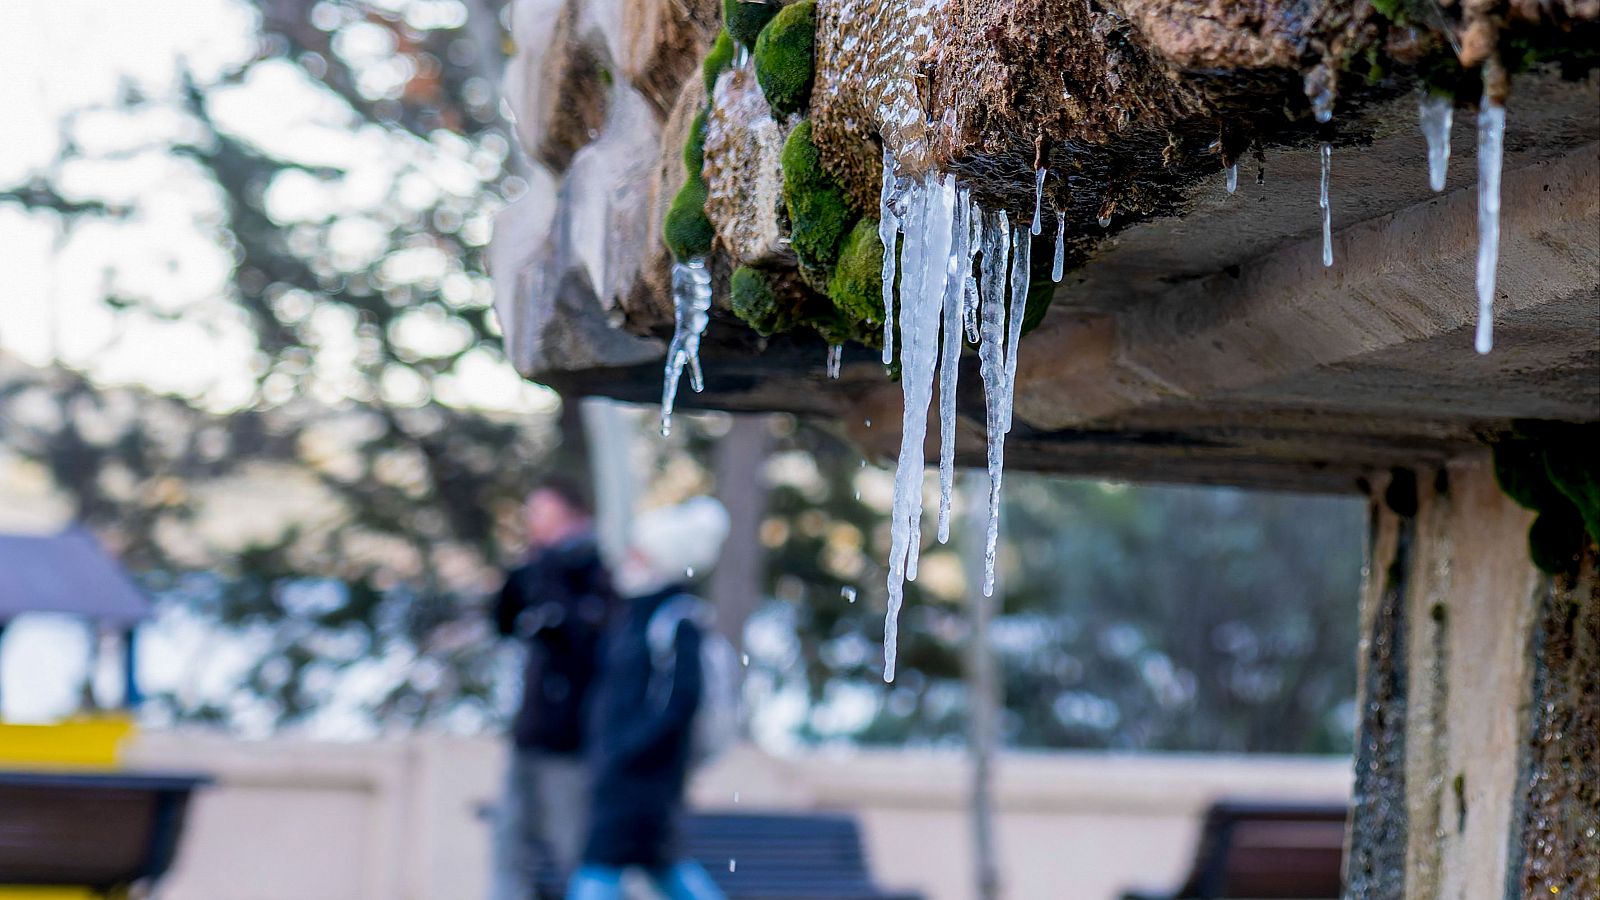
[[126, 734, 1350, 900]]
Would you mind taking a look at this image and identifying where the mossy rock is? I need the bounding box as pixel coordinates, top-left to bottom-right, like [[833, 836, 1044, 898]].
[[723, 0, 780, 49], [1491, 439, 1566, 511], [827, 217, 885, 327], [684, 107, 709, 179], [664, 178, 715, 262], [703, 29, 735, 95], [781, 119, 856, 271], [1529, 504, 1586, 577], [753, 0, 816, 118], [1544, 441, 1600, 545], [730, 265, 791, 336]]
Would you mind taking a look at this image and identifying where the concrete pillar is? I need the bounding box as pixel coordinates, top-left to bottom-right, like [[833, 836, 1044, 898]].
[[1346, 455, 1599, 898]]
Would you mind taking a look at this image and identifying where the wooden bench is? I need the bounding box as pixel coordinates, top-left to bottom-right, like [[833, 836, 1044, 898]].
[[1120, 801, 1348, 900], [538, 811, 921, 900], [0, 770, 209, 896]]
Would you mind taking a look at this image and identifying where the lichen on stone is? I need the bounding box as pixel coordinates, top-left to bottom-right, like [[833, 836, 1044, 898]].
[[724, 0, 782, 49], [781, 118, 857, 271], [753, 0, 817, 117]]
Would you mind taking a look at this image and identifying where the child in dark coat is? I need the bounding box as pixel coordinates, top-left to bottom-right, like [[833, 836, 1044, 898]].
[[566, 498, 730, 900]]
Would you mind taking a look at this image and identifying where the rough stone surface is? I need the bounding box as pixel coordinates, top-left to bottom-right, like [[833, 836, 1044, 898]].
[[621, 0, 721, 118], [527, 0, 610, 171], [703, 66, 793, 266], [811, 0, 940, 212]]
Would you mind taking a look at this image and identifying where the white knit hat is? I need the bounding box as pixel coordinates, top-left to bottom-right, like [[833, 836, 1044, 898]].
[[619, 497, 730, 594]]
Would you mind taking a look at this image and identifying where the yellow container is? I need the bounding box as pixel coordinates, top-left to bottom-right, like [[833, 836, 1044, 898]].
[[0, 716, 135, 768]]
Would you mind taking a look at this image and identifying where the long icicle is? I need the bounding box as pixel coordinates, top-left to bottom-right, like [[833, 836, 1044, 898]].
[[1319, 142, 1333, 268], [883, 173, 956, 682], [977, 208, 1010, 597], [1475, 102, 1505, 354], [1002, 220, 1030, 434], [1031, 167, 1045, 235], [1052, 211, 1066, 282], [879, 146, 901, 365], [937, 188, 970, 544], [963, 197, 983, 343]]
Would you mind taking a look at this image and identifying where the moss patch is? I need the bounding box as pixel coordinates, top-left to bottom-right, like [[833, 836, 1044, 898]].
[[723, 0, 781, 49], [753, 0, 816, 118], [730, 265, 791, 335], [684, 107, 709, 179], [1491, 424, 1600, 577], [664, 178, 715, 262], [781, 119, 856, 271], [703, 29, 735, 95], [827, 218, 885, 327]]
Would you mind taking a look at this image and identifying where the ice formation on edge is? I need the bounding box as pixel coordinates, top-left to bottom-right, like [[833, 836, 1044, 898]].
[[1475, 104, 1505, 354], [1419, 93, 1453, 192], [660, 259, 712, 436]]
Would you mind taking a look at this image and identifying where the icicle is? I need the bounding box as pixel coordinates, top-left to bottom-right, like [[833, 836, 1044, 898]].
[[879, 146, 900, 365], [936, 190, 968, 544], [1002, 220, 1030, 434], [826, 344, 842, 379], [883, 173, 957, 683], [1419, 93, 1453, 192], [1475, 103, 1504, 355], [841, 586, 857, 603], [1319, 143, 1333, 268], [963, 198, 983, 343], [1051, 212, 1066, 282], [976, 208, 1011, 598], [1226, 163, 1238, 194], [660, 258, 712, 436], [1031, 167, 1045, 235]]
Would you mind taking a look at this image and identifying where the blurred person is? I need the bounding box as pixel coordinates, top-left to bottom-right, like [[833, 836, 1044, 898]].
[[567, 498, 735, 900], [492, 478, 613, 900]]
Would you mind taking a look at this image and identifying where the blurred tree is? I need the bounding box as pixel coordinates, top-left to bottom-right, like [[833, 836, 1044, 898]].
[[0, 0, 556, 732]]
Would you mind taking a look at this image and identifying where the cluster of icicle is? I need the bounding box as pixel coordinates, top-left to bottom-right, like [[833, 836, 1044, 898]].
[[876, 149, 1068, 682], [660, 258, 712, 436], [1312, 84, 1505, 353]]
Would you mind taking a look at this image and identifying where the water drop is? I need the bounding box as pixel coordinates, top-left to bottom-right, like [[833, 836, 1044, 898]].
[[841, 586, 857, 603], [729, 859, 737, 873], [1097, 213, 1111, 228]]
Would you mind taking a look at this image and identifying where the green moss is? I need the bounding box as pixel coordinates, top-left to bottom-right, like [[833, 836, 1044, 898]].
[[684, 107, 708, 179], [1490, 425, 1600, 576], [1529, 505, 1585, 578], [664, 177, 715, 262], [703, 29, 735, 95], [723, 0, 780, 49], [781, 119, 856, 271], [827, 218, 885, 327], [1492, 439, 1565, 511], [753, 0, 816, 117], [730, 265, 790, 335], [1544, 442, 1600, 548]]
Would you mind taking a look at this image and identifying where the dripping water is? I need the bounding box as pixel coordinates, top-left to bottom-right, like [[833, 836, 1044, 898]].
[[1319, 143, 1333, 268], [1475, 103, 1504, 354], [1419, 93, 1453, 192], [660, 258, 712, 436]]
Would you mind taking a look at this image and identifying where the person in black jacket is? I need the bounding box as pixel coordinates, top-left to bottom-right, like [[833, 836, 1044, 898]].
[[491, 478, 612, 900], [567, 498, 729, 900]]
